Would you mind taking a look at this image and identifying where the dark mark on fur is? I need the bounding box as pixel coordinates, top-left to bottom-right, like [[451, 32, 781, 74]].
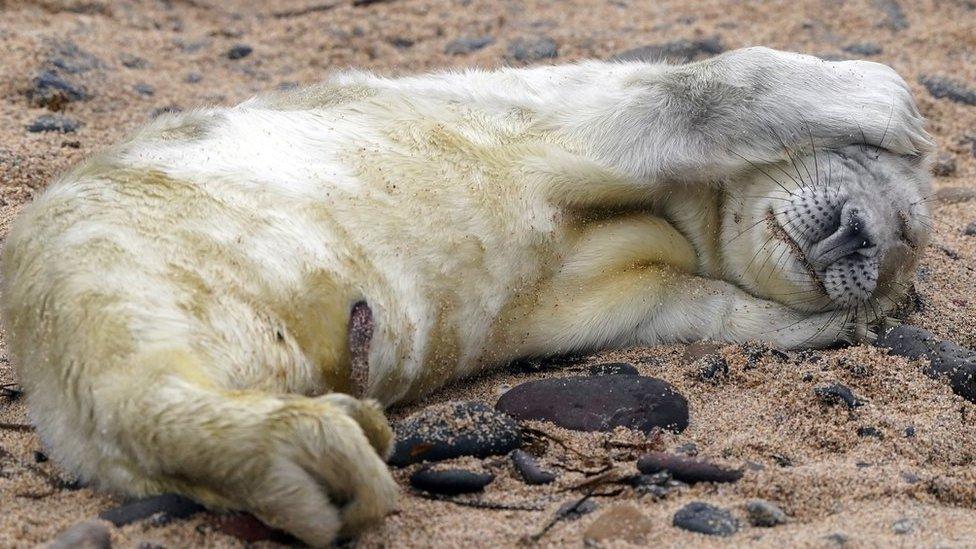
[[348, 300, 373, 398]]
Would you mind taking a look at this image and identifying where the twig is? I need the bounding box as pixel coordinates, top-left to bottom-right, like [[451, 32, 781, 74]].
[[272, 3, 337, 17], [413, 491, 547, 511], [521, 426, 604, 461], [524, 493, 592, 543], [562, 465, 631, 492]]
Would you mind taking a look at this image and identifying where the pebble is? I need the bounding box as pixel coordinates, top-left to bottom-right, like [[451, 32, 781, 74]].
[[409, 467, 494, 495], [27, 114, 80, 133], [583, 504, 653, 544], [119, 53, 148, 69], [226, 44, 253, 60], [506, 36, 557, 63], [556, 498, 598, 521], [99, 493, 203, 526], [892, 517, 917, 535], [672, 502, 739, 536], [964, 221, 976, 236], [746, 500, 788, 527], [814, 383, 864, 408], [496, 375, 689, 434], [875, 325, 976, 403], [27, 70, 89, 110], [185, 72, 203, 84], [610, 37, 724, 63], [134, 83, 155, 96], [47, 519, 111, 549], [511, 449, 556, 485], [824, 532, 850, 546], [445, 36, 494, 55], [637, 452, 742, 484], [919, 75, 976, 106], [873, 0, 909, 30], [586, 362, 638, 376], [388, 401, 521, 467], [932, 154, 957, 177], [694, 355, 729, 382], [47, 39, 102, 74], [857, 426, 883, 439], [842, 42, 882, 56]]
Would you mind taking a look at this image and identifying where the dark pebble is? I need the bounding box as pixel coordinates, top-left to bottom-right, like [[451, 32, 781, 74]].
[[185, 72, 203, 84], [919, 75, 976, 106], [134, 83, 155, 96], [637, 452, 742, 484], [610, 37, 724, 63], [857, 426, 883, 439], [746, 499, 788, 527], [892, 518, 917, 535], [388, 401, 521, 467], [672, 502, 739, 536], [873, 0, 909, 30], [47, 520, 111, 549], [825, 532, 850, 546], [674, 442, 699, 456], [875, 325, 976, 403], [120, 53, 148, 69], [964, 221, 976, 236], [556, 498, 598, 520], [445, 36, 494, 55], [27, 70, 89, 110], [506, 36, 557, 63], [34, 450, 48, 463], [390, 37, 414, 49], [226, 44, 253, 60], [496, 375, 689, 434], [904, 426, 916, 438], [48, 39, 102, 74], [695, 355, 729, 382], [933, 155, 957, 177], [99, 493, 204, 526], [587, 362, 638, 376], [27, 114, 80, 133], [511, 449, 556, 485], [842, 42, 883, 56], [814, 383, 864, 408], [409, 467, 494, 495]]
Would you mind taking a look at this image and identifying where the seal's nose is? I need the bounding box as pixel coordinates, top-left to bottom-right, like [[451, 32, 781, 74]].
[[808, 202, 876, 271]]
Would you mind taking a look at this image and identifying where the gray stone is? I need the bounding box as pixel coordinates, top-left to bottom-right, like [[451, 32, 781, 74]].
[[932, 154, 957, 176], [875, 324, 976, 403], [746, 500, 788, 527], [134, 83, 155, 96], [637, 452, 742, 484], [409, 467, 494, 495], [672, 502, 739, 536], [445, 36, 494, 55], [226, 44, 253, 60], [506, 36, 557, 63], [47, 520, 111, 549], [27, 114, 80, 133], [892, 517, 917, 534], [920, 76, 976, 106], [964, 221, 976, 236], [27, 70, 89, 110], [814, 383, 864, 408], [842, 42, 883, 56], [873, 0, 909, 30], [388, 401, 521, 467]]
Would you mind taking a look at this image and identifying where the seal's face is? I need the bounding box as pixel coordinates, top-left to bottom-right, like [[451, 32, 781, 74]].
[[723, 145, 932, 319]]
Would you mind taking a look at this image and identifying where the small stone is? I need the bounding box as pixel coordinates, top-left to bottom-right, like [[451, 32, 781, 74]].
[[445, 36, 494, 55], [583, 504, 653, 544], [857, 426, 883, 439], [27, 114, 80, 133], [99, 494, 203, 526], [672, 502, 739, 536], [892, 517, 917, 535], [919, 75, 976, 106], [34, 450, 48, 462], [904, 426, 916, 437], [185, 72, 203, 84], [964, 222, 976, 236], [511, 449, 556, 485], [496, 376, 689, 434], [136, 541, 166, 549], [936, 187, 976, 203], [390, 37, 414, 49], [134, 83, 155, 96], [47, 520, 111, 549], [876, 325, 976, 403], [933, 155, 957, 177], [814, 383, 864, 408], [746, 500, 788, 527], [695, 355, 729, 382], [119, 53, 148, 69], [674, 442, 698, 456], [610, 37, 724, 63], [506, 36, 557, 63], [842, 42, 883, 56], [556, 498, 598, 521], [388, 401, 521, 467], [637, 452, 742, 484], [48, 39, 103, 74], [824, 532, 850, 546], [27, 70, 89, 110], [409, 467, 494, 495], [587, 362, 638, 376], [873, 0, 909, 30], [226, 44, 253, 60]]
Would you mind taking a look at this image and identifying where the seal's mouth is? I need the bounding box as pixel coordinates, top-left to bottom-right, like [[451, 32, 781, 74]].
[[764, 209, 827, 295]]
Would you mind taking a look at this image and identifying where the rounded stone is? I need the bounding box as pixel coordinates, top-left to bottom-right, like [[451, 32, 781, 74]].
[[409, 467, 494, 495], [388, 401, 521, 467], [673, 502, 739, 536]]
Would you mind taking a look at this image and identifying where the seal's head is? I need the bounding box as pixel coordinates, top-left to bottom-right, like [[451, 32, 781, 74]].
[[723, 145, 932, 324]]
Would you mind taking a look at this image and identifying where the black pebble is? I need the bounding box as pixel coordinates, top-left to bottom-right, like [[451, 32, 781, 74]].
[[506, 36, 557, 63], [496, 375, 689, 434], [919, 75, 976, 106], [672, 502, 739, 536], [815, 383, 865, 408], [857, 426, 883, 439], [99, 494, 204, 526], [226, 44, 253, 60], [637, 452, 742, 484], [34, 450, 48, 463], [27, 114, 80, 133], [388, 401, 521, 467], [409, 467, 494, 495], [875, 325, 976, 403], [134, 83, 155, 96], [904, 426, 916, 438], [511, 449, 556, 485], [587, 362, 638, 376]]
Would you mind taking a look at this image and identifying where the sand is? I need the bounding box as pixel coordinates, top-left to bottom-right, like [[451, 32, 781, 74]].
[[1, 0, 975, 547]]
